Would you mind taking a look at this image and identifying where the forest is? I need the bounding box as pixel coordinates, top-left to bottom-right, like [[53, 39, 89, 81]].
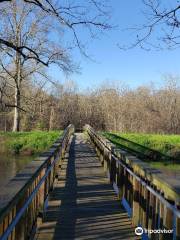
[[1, 77, 180, 134]]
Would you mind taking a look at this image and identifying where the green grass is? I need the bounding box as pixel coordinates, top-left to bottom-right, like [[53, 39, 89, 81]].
[[102, 132, 180, 170], [0, 131, 62, 155], [122, 133, 179, 155], [150, 162, 180, 171]]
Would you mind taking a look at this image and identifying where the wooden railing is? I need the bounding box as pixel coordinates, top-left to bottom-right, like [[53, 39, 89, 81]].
[[84, 124, 180, 240], [0, 124, 74, 240]]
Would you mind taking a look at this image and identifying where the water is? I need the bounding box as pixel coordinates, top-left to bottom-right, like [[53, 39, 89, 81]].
[[0, 154, 35, 190]]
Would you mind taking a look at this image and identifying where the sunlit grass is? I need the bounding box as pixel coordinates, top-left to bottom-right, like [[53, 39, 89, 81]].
[[102, 132, 180, 170], [150, 162, 180, 171], [0, 131, 62, 155], [120, 133, 180, 155]]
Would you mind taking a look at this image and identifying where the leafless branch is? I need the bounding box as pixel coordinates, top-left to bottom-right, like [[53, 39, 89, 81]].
[[120, 0, 180, 50]]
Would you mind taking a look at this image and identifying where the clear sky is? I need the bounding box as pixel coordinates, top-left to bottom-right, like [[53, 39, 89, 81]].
[[48, 0, 180, 90]]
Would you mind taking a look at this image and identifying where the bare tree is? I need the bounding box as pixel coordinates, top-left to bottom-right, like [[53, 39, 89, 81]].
[[121, 0, 180, 50], [0, 0, 111, 63], [1, 69, 180, 134], [0, 1, 73, 131]]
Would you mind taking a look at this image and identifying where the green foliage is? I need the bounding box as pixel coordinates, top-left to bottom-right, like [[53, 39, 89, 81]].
[[102, 132, 180, 169], [35, 121, 47, 131], [0, 131, 61, 155], [10, 142, 24, 154], [103, 132, 180, 156], [119, 133, 180, 155], [150, 162, 180, 171]]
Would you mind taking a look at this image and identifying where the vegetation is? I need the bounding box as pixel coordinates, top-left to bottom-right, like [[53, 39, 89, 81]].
[[149, 162, 180, 171], [0, 131, 61, 155], [102, 132, 180, 170], [1, 78, 180, 134], [103, 132, 180, 156]]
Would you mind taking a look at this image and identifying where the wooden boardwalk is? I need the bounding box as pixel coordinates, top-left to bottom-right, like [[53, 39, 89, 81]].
[[35, 133, 136, 240]]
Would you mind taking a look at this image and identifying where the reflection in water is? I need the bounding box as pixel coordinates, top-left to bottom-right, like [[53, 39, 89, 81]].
[[0, 154, 34, 189]]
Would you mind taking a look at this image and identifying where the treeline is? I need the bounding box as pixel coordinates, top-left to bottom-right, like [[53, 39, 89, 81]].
[[1, 77, 180, 134]]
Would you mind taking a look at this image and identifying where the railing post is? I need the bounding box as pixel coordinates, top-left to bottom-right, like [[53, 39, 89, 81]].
[[142, 186, 149, 229], [110, 155, 116, 184], [117, 164, 124, 200], [132, 177, 140, 226], [0, 222, 3, 237], [159, 198, 164, 240], [37, 168, 45, 226], [39, 167, 46, 210], [107, 141, 112, 179], [99, 148, 104, 165], [49, 156, 54, 191], [124, 168, 128, 201], [129, 174, 134, 209], [127, 171, 132, 207], [15, 197, 26, 240], [176, 203, 180, 240], [103, 148, 108, 172], [164, 202, 174, 240], [54, 151, 60, 177], [12, 207, 16, 240]]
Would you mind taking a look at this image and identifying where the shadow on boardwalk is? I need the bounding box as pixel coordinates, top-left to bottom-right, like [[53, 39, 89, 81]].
[[36, 134, 136, 240]]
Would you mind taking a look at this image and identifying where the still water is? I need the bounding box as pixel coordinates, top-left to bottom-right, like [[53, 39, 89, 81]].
[[0, 154, 35, 190]]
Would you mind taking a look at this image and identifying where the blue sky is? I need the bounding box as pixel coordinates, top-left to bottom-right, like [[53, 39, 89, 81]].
[[48, 0, 180, 90]]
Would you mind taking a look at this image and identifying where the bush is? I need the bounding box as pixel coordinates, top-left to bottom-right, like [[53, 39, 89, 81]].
[[10, 142, 24, 154]]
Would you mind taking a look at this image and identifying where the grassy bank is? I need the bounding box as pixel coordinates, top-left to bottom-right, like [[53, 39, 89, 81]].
[[0, 131, 62, 155], [102, 132, 180, 170]]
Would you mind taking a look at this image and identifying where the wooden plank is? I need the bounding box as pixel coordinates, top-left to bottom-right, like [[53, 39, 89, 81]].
[[132, 177, 140, 226]]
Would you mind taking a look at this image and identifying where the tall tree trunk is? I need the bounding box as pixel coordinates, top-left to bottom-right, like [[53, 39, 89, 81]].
[[49, 106, 55, 130], [4, 113, 7, 132], [13, 51, 21, 132], [13, 86, 20, 132]]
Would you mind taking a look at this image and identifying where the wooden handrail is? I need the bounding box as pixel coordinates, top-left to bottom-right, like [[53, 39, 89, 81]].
[[0, 124, 74, 240], [84, 124, 180, 240]]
